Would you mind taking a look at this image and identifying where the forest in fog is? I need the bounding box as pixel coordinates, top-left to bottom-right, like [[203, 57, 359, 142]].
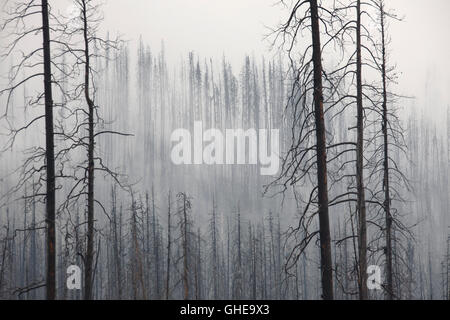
[[0, 0, 449, 300]]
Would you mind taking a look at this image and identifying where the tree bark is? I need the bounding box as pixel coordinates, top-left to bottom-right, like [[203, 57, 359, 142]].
[[152, 187, 160, 298], [380, 2, 393, 300], [356, 0, 368, 300], [309, 0, 334, 300], [111, 186, 122, 299], [166, 192, 171, 300], [41, 0, 56, 300], [182, 194, 189, 300], [81, 0, 95, 300]]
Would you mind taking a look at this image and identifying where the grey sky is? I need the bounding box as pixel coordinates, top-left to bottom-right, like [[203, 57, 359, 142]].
[[95, 0, 449, 121], [1, 0, 448, 121], [99, 0, 284, 64]]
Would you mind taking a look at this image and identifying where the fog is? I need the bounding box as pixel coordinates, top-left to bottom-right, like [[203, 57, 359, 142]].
[[98, 0, 450, 116], [0, 0, 448, 300]]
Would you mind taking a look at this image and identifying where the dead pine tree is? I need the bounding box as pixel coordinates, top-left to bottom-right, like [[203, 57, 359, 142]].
[[52, 0, 126, 299], [378, 0, 393, 299], [371, 0, 409, 300], [195, 227, 203, 299], [81, 0, 95, 300], [41, 0, 56, 300], [209, 196, 219, 299], [270, 0, 339, 300], [0, 0, 57, 299], [358, 0, 409, 300], [177, 192, 192, 300], [446, 232, 450, 300], [110, 185, 123, 299], [151, 187, 161, 299], [130, 192, 147, 299], [165, 191, 172, 300], [233, 204, 243, 299], [320, 0, 406, 299], [355, 0, 368, 300]]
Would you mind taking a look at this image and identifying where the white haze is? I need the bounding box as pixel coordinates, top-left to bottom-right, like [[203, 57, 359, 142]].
[[0, 0, 448, 300], [97, 0, 450, 120]]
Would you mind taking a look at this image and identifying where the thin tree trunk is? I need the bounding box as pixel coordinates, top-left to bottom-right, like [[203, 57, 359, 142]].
[[83, 0, 95, 300], [21, 190, 28, 300], [30, 185, 37, 299], [0, 217, 9, 294], [166, 191, 171, 300], [145, 192, 150, 298], [446, 235, 450, 300], [152, 187, 160, 298], [196, 228, 202, 299], [111, 186, 122, 299], [380, 2, 393, 300], [131, 195, 147, 299], [211, 198, 218, 299], [182, 194, 189, 300]]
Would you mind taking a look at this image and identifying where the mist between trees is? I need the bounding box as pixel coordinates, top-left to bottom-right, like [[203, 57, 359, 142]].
[[0, 0, 449, 300]]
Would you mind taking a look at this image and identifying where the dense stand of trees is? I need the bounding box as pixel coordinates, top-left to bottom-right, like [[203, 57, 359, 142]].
[[0, 0, 448, 300]]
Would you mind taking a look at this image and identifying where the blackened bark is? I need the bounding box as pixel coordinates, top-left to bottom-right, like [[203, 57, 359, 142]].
[[166, 192, 171, 300], [356, 0, 368, 300], [111, 187, 122, 299], [310, 0, 333, 300], [182, 194, 189, 300], [131, 195, 147, 299], [211, 198, 218, 299], [152, 187, 160, 298], [380, 3, 393, 300], [41, 0, 56, 300], [81, 0, 95, 300]]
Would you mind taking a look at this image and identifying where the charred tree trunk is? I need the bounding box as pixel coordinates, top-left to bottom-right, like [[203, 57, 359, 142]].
[[81, 0, 95, 300], [379, 2, 393, 300], [166, 192, 171, 300], [182, 193, 189, 300], [211, 198, 218, 299], [111, 186, 122, 299], [131, 195, 147, 299], [41, 0, 56, 300], [30, 186, 37, 300], [356, 0, 368, 300], [195, 228, 202, 299], [152, 187, 160, 298], [310, 0, 333, 300]]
